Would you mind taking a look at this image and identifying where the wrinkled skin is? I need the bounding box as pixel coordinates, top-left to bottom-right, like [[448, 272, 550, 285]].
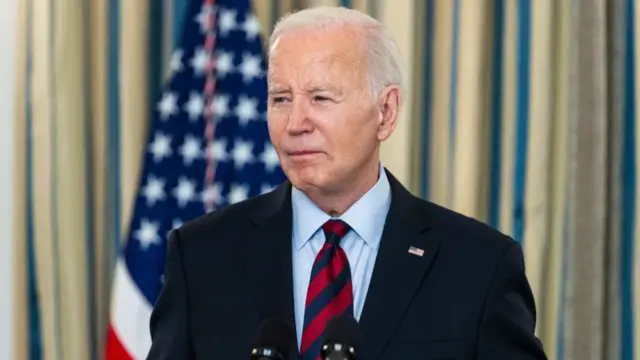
[[266, 25, 400, 214]]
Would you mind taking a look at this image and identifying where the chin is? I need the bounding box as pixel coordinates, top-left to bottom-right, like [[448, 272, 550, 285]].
[[284, 166, 329, 192]]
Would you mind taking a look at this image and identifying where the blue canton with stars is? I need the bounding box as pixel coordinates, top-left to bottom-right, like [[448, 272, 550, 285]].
[[122, 0, 286, 307]]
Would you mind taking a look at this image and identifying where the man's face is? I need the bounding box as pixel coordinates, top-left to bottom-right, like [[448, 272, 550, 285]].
[[267, 26, 387, 194]]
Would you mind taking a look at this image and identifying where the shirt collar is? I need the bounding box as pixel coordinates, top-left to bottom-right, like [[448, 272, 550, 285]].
[[291, 163, 391, 250]]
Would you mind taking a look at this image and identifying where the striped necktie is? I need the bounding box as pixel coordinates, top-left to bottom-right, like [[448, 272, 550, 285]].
[[300, 219, 354, 360]]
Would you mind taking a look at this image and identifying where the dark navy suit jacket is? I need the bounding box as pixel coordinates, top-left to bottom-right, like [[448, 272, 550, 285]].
[[146, 170, 547, 359]]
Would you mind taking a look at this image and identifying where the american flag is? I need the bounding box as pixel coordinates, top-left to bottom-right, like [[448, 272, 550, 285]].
[[105, 0, 285, 358]]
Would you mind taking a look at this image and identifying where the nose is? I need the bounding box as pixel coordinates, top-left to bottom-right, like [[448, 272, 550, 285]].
[[286, 98, 313, 135]]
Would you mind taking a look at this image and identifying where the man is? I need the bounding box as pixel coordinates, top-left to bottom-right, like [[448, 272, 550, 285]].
[[146, 6, 547, 360]]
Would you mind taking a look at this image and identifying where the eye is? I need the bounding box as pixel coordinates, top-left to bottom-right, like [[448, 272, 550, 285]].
[[313, 95, 331, 102], [270, 96, 289, 104]]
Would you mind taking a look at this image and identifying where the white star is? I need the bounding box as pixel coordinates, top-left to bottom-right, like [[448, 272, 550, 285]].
[[232, 139, 254, 169], [190, 47, 210, 76], [218, 9, 237, 36], [234, 95, 259, 125], [260, 143, 280, 172], [241, 14, 261, 40], [210, 94, 230, 119], [184, 91, 204, 121], [261, 183, 275, 194], [148, 132, 172, 163], [172, 177, 197, 208], [157, 92, 178, 120], [141, 175, 166, 206], [201, 182, 223, 205], [215, 51, 234, 78], [134, 219, 161, 250], [206, 138, 228, 162], [228, 183, 250, 204], [170, 49, 183, 74], [238, 53, 263, 83], [194, 4, 215, 34], [179, 134, 203, 166]]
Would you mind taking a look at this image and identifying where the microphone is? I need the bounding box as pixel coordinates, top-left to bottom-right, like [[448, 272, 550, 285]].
[[320, 314, 364, 360], [250, 318, 296, 360]]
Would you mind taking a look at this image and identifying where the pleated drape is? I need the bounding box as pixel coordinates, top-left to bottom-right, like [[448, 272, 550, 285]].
[[12, 0, 29, 358], [418, 1, 640, 359], [12, 0, 154, 358]]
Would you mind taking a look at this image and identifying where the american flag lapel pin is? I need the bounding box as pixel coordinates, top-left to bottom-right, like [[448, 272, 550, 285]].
[[408, 246, 424, 257]]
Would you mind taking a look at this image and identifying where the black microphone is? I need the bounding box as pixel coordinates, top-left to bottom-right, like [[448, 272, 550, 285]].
[[250, 318, 296, 360], [320, 314, 364, 360]]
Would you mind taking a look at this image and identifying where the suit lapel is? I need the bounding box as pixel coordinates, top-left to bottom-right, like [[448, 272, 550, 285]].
[[239, 173, 440, 359], [359, 171, 441, 359], [241, 182, 297, 350]]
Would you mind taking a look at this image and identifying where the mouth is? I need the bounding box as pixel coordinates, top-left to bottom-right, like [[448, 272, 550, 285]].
[[289, 150, 321, 156], [287, 150, 323, 158]]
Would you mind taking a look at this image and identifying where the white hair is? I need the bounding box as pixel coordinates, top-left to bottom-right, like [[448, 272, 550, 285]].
[[268, 6, 404, 101]]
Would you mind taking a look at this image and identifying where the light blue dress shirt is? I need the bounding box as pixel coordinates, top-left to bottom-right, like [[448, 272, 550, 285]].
[[291, 163, 392, 348]]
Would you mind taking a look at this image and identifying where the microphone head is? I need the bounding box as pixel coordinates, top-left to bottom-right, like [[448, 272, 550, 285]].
[[251, 318, 296, 360], [321, 313, 363, 359]]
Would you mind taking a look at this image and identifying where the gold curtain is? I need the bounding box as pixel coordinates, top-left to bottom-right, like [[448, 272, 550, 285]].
[[12, 0, 150, 358]]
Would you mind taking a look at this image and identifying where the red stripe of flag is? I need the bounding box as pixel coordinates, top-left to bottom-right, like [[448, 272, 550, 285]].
[[105, 324, 134, 360]]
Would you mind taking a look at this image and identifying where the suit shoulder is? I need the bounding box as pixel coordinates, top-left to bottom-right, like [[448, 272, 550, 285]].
[[416, 197, 518, 254], [173, 188, 278, 247]]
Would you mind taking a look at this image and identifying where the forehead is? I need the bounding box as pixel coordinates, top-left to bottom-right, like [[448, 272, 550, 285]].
[[267, 27, 366, 86]]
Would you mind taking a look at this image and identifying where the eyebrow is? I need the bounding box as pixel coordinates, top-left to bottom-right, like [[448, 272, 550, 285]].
[[267, 84, 344, 96], [305, 85, 343, 96], [307, 85, 337, 92], [267, 88, 290, 96]]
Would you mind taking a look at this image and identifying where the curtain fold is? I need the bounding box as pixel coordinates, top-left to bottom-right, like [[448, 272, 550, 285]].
[[12, 0, 29, 357], [626, 1, 640, 358], [50, 0, 92, 357], [425, 0, 454, 206], [12, 0, 159, 358], [417, 0, 637, 359], [88, 0, 109, 356], [521, 0, 553, 310], [378, 0, 417, 187], [30, 1, 60, 359], [450, 0, 491, 219], [564, 0, 609, 357], [119, 1, 151, 240], [539, 0, 570, 355]]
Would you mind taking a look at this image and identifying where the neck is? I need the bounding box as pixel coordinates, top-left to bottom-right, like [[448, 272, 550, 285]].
[[307, 160, 380, 217]]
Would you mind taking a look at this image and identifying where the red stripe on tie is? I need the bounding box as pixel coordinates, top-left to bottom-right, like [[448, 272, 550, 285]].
[[305, 249, 347, 307], [299, 281, 353, 354], [301, 219, 353, 360], [323, 220, 349, 238]]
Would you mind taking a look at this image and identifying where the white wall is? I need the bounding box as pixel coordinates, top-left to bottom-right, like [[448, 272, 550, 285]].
[[0, 0, 16, 358]]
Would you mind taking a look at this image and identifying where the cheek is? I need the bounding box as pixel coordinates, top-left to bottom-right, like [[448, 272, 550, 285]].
[[336, 122, 377, 158], [328, 129, 365, 163], [267, 113, 287, 140]]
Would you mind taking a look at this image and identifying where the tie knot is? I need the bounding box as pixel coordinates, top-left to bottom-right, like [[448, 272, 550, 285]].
[[322, 219, 351, 245]]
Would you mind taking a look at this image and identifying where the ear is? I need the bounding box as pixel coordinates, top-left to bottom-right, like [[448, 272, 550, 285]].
[[376, 84, 401, 141]]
